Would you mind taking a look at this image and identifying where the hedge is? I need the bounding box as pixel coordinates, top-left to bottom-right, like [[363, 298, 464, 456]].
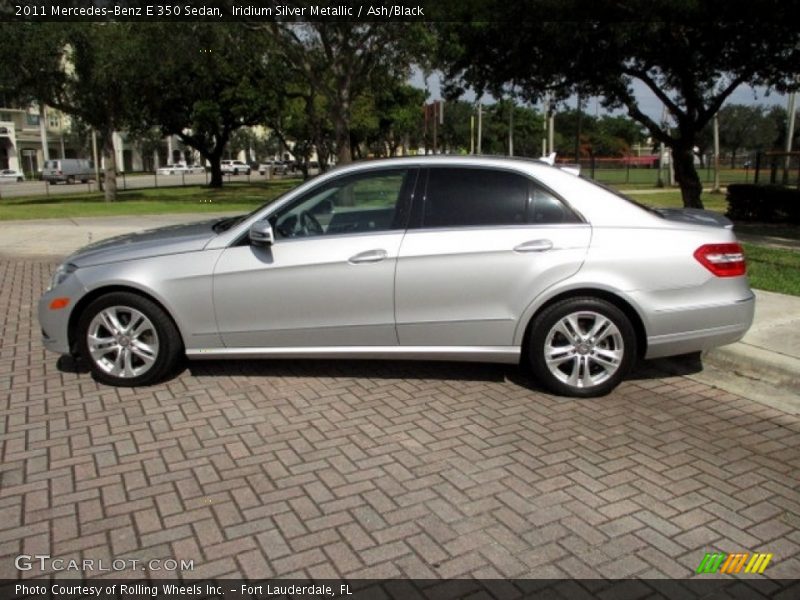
[[726, 184, 800, 224]]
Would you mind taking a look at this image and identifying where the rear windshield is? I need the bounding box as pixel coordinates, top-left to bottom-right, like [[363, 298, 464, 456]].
[[44, 160, 58, 169], [586, 178, 663, 217]]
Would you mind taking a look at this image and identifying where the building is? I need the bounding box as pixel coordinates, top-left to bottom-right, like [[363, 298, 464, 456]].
[[0, 106, 68, 175]]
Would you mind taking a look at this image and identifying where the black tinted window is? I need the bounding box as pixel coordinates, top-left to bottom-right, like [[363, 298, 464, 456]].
[[423, 168, 528, 228], [530, 187, 582, 224]]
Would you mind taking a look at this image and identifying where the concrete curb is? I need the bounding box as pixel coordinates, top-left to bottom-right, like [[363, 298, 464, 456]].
[[703, 343, 800, 394]]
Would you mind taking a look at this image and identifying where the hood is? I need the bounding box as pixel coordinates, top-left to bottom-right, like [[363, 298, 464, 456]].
[[66, 219, 221, 267]]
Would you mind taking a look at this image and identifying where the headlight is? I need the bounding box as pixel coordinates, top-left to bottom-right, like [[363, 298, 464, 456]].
[[48, 263, 77, 291]]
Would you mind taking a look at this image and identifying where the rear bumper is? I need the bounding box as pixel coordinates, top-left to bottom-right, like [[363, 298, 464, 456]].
[[644, 292, 755, 359]]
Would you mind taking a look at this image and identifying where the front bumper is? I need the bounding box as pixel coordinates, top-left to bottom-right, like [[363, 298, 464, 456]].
[[38, 273, 86, 355]]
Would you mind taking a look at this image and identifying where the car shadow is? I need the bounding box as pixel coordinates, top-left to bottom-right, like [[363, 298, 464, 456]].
[[56, 354, 91, 374], [183, 352, 706, 392], [54, 351, 706, 393]]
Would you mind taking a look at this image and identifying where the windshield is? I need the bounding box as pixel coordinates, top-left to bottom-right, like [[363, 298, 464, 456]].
[[211, 185, 298, 233]]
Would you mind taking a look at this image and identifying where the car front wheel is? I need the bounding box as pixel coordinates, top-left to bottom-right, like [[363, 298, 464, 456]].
[[528, 297, 636, 398], [77, 292, 183, 387]]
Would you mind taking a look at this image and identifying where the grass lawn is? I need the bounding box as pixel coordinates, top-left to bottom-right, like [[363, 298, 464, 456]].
[[0, 180, 299, 221], [742, 243, 800, 297]]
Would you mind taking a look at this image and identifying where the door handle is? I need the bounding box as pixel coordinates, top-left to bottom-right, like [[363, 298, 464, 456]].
[[514, 239, 554, 253], [348, 249, 388, 264]]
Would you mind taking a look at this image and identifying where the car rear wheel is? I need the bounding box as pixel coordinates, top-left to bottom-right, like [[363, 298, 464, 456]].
[[77, 292, 183, 387], [528, 297, 636, 398]]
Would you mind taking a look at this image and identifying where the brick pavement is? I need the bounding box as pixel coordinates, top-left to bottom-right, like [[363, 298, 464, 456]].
[[1, 258, 799, 580]]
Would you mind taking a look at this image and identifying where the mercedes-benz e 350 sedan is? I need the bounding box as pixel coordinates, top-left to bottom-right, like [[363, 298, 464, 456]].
[[39, 157, 754, 397]]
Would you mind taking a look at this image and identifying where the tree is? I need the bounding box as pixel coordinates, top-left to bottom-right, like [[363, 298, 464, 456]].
[[716, 104, 778, 167], [438, 1, 800, 208], [129, 24, 282, 187], [0, 23, 141, 200], [260, 19, 431, 165]]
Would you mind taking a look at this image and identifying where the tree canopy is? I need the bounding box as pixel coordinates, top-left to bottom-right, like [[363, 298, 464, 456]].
[[438, 1, 800, 207]]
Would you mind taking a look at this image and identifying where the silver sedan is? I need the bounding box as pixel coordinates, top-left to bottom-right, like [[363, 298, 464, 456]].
[[38, 156, 754, 397]]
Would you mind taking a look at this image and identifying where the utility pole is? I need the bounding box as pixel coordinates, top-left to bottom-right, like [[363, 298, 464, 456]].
[[548, 109, 555, 155], [574, 93, 582, 163], [784, 89, 797, 183], [432, 102, 438, 155], [470, 114, 475, 154], [508, 101, 514, 156], [712, 112, 721, 192], [91, 129, 101, 188], [657, 105, 668, 187], [541, 95, 548, 157], [476, 100, 483, 154]]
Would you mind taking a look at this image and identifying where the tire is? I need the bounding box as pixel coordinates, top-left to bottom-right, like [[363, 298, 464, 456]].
[[528, 297, 636, 398], [77, 292, 183, 387], [17, 176, 23, 182], [233, 168, 239, 175]]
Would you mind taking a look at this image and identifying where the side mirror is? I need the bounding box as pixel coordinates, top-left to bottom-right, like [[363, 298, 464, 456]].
[[249, 221, 274, 246]]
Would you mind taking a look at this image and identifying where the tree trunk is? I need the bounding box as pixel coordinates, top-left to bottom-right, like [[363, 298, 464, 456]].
[[671, 144, 704, 209], [101, 129, 117, 202], [730, 149, 737, 170], [335, 99, 352, 165], [208, 155, 223, 188]]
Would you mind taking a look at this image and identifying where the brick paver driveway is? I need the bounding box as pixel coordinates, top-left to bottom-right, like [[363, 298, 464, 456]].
[[1, 258, 799, 580]]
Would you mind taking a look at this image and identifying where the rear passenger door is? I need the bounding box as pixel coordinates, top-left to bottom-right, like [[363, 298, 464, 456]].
[[394, 167, 591, 347]]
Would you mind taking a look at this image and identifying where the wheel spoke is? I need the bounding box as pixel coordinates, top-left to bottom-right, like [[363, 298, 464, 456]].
[[587, 316, 611, 340], [100, 309, 123, 335], [109, 349, 125, 376], [579, 356, 595, 388], [546, 344, 574, 366], [592, 347, 622, 369], [122, 348, 136, 377], [128, 314, 148, 337], [131, 342, 156, 365]]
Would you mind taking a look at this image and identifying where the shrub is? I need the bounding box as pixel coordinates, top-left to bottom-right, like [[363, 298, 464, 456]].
[[726, 184, 800, 224]]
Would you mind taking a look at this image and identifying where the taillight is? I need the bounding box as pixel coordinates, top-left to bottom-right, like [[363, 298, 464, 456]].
[[693, 243, 746, 277]]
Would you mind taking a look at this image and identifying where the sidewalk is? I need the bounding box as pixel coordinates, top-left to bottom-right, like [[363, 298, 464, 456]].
[[699, 289, 800, 411], [1, 214, 797, 405]]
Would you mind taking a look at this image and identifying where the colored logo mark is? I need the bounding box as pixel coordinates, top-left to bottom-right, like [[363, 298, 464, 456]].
[[696, 552, 773, 574]]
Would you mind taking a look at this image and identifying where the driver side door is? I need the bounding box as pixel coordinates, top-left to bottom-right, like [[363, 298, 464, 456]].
[[212, 168, 417, 348]]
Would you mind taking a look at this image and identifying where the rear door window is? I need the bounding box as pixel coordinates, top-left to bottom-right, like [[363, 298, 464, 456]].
[[422, 168, 528, 228]]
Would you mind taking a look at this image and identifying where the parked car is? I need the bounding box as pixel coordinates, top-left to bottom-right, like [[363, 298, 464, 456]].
[[220, 160, 251, 175], [41, 159, 95, 184], [258, 160, 288, 175], [38, 156, 754, 396], [157, 163, 205, 175], [0, 168, 24, 183]]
